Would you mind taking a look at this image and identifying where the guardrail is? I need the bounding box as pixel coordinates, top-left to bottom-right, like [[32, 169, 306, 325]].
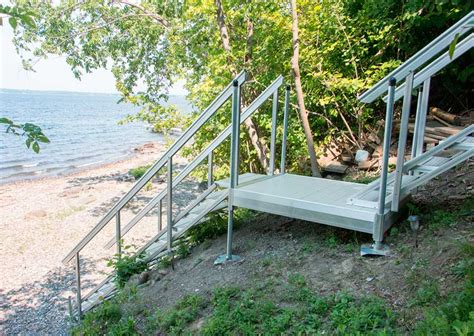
[[67, 72, 289, 318]]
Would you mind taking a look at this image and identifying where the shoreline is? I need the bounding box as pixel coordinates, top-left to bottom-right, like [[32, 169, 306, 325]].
[[0, 139, 173, 291], [0, 139, 191, 334], [0, 141, 162, 187]]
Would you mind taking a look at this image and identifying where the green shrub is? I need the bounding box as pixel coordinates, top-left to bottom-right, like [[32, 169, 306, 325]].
[[107, 246, 148, 288], [71, 300, 139, 335], [128, 164, 151, 180]]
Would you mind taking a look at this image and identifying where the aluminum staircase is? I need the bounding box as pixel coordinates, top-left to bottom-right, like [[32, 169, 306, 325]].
[[79, 186, 228, 312], [64, 71, 288, 318], [65, 12, 473, 319], [348, 125, 474, 209], [352, 11, 473, 254]]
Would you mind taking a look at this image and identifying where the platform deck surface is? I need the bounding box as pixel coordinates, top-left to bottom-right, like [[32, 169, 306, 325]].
[[218, 173, 381, 232]]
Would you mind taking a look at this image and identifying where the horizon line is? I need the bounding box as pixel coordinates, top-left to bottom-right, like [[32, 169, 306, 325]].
[[0, 86, 188, 96]]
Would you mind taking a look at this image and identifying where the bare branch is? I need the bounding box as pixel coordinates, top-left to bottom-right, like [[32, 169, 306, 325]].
[[116, 0, 169, 27]]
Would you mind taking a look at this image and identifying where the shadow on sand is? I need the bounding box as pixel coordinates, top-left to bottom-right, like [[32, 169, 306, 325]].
[[1, 257, 100, 335]]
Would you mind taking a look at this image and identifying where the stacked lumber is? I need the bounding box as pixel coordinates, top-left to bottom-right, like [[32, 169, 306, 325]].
[[321, 107, 471, 173], [393, 107, 468, 145], [406, 123, 462, 144]]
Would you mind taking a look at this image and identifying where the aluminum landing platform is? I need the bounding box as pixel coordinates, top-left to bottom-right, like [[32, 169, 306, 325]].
[[217, 173, 397, 236]]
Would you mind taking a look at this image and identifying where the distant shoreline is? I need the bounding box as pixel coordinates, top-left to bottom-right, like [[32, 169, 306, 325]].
[[0, 87, 121, 96]]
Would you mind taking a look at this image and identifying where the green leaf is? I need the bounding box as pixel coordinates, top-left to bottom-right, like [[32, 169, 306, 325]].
[[0, 117, 13, 125], [8, 17, 17, 29], [20, 15, 36, 28], [26, 137, 32, 148], [449, 33, 460, 60], [37, 135, 50, 143], [32, 141, 40, 153]]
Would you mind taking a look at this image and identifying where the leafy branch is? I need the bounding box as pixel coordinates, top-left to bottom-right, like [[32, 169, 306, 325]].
[[0, 4, 37, 29], [0, 118, 50, 153]]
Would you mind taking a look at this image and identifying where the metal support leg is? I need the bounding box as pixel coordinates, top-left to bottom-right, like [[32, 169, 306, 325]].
[[414, 77, 431, 158], [362, 78, 396, 256], [158, 199, 162, 231], [75, 253, 82, 319], [207, 151, 213, 188], [392, 71, 414, 212], [216, 79, 241, 265], [115, 211, 121, 256], [280, 86, 290, 174], [226, 202, 235, 260], [167, 157, 173, 253], [269, 89, 279, 175]]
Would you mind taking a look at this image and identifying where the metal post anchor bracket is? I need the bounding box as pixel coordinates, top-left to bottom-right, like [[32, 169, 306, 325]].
[[214, 254, 243, 265], [360, 243, 391, 257]]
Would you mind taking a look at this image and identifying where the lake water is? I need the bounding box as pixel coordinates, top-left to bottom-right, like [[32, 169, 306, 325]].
[[0, 89, 191, 184]]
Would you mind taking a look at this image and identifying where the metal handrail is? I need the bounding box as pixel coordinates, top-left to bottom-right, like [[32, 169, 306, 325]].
[[63, 70, 247, 264], [104, 75, 285, 248], [71, 73, 289, 318], [359, 10, 473, 103], [384, 33, 474, 102]]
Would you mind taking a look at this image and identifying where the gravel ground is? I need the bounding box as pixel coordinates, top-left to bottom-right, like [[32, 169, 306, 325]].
[[0, 142, 196, 335]]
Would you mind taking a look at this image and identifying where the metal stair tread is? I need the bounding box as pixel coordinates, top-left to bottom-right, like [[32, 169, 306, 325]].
[[348, 125, 473, 208], [421, 156, 451, 167]]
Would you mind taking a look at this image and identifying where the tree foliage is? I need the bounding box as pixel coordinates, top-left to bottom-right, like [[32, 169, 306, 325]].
[[1, 4, 50, 153], [10, 0, 472, 171], [0, 3, 37, 29]]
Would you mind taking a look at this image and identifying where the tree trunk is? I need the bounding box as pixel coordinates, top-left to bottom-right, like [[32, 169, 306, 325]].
[[214, 0, 269, 172], [290, 0, 321, 177]]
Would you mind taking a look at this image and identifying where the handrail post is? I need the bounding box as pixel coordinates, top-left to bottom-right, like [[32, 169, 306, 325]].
[[115, 211, 121, 256], [280, 85, 290, 174], [374, 78, 396, 250], [391, 71, 414, 212], [75, 252, 82, 319], [414, 77, 431, 158], [231, 81, 241, 186], [167, 156, 173, 253], [158, 199, 163, 231], [411, 85, 424, 159], [207, 151, 213, 188], [269, 88, 279, 175], [226, 79, 241, 261]]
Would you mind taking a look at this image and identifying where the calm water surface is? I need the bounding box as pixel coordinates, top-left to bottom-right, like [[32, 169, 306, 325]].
[[0, 89, 190, 184]]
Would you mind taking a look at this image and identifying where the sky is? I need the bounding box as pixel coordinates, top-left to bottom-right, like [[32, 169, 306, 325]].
[[0, 23, 187, 95]]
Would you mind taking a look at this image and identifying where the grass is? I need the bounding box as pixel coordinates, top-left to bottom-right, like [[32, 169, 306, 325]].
[[71, 300, 137, 336], [72, 195, 473, 335], [421, 241, 474, 334], [128, 164, 152, 180], [55, 205, 85, 220], [74, 274, 396, 335], [197, 275, 394, 335], [146, 294, 206, 335], [343, 171, 379, 184], [73, 239, 474, 335], [410, 196, 473, 233]]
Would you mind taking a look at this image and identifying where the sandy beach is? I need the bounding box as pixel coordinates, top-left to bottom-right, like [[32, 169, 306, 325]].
[[0, 141, 193, 335]]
